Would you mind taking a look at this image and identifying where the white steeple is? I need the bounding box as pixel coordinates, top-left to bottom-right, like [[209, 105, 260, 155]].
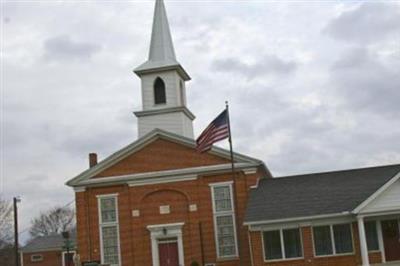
[[134, 0, 190, 80], [148, 0, 176, 62], [134, 0, 195, 139]]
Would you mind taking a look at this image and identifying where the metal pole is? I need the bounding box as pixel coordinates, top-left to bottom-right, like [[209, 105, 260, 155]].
[[67, 244, 70, 266], [13, 197, 20, 266], [225, 101, 243, 266]]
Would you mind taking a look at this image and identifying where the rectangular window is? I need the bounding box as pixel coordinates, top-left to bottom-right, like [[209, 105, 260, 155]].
[[283, 229, 303, 258], [211, 182, 238, 258], [365, 221, 379, 251], [333, 224, 353, 254], [313, 226, 333, 256], [263, 228, 303, 261], [98, 195, 120, 266], [313, 224, 353, 256], [31, 254, 43, 262], [264, 230, 282, 260]]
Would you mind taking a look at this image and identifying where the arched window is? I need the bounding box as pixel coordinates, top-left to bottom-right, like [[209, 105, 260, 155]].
[[154, 77, 166, 104]]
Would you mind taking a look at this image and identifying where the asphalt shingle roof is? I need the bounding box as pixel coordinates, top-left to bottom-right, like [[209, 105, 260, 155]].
[[22, 231, 76, 253], [245, 164, 400, 223]]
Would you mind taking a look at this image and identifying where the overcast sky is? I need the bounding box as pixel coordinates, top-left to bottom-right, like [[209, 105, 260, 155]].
[[1, 0, 400, 242]]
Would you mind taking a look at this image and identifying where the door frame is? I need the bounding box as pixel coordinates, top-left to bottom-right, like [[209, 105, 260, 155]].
[[147, 222, 185, 266]]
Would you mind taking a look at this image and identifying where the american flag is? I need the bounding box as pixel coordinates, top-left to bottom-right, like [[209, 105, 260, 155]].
[[196, 109, 230, 153]]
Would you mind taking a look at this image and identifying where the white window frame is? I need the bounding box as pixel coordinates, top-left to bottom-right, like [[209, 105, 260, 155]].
[[210, 181, 239, 259], [261, 227, 304, 262], [97, 193, 121, 266], [312, 223, 355, 257], [30, 254, 43, 262], [61, 251, 76, 266], [364, 220, 380, 253]]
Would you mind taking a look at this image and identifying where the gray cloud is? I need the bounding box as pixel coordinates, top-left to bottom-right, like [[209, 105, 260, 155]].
[[211, 55, 297, 80], [43, 35, 101, 61], [330, 47, 400, 117], [324, 3, 400, 43]]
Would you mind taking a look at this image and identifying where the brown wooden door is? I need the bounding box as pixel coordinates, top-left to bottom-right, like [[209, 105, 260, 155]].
[[382, 219, 400, 262], [159, 241, 179, 266]]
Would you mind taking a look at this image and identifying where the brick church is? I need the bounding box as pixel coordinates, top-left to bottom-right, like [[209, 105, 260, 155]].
[[66, 1, 400, 266]]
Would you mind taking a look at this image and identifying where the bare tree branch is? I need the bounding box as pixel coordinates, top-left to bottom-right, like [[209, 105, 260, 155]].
[[0, 196, 13, 249], [29, 206, 75, 239]]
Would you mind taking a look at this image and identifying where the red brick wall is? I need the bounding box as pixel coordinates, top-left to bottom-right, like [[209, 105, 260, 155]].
[[22, 250, 63, 266], [75, 170, 260, 266], [94, 139, 230, 178], [249, 223, 383, 266]]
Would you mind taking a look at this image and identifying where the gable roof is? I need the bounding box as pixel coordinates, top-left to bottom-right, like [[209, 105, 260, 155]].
[[244, 164, 400, 225], [66, 129, 269, 187], [21, 231, 76, 253]]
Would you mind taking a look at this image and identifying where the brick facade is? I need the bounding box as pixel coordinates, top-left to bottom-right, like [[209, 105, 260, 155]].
[[75, 138, 260, 266]]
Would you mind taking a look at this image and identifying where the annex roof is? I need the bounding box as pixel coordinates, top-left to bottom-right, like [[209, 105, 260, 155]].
[[66, 129, 269, 187], [21, 231, 76, 253], [245, 164, 400, 225]]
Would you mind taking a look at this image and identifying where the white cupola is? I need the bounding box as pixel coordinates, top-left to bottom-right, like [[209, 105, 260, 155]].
[[133, 0, 195, 139]]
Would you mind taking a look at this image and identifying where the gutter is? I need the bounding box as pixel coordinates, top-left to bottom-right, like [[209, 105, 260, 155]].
[[243, 211, 352, 227]]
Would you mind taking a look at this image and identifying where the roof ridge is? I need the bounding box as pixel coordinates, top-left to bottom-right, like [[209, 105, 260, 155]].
[[273, 163, 400, 180]]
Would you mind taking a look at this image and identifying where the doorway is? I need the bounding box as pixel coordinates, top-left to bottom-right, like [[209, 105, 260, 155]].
[[158, 238, 179, 266], [381, 219, 400, 262]]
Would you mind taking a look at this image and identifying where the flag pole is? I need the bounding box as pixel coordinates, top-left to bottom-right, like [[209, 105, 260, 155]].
[[225, 101, 243, 266], [225, 101, 236, 177]]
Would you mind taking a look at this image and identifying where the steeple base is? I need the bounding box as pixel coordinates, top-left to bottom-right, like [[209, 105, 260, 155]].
[[135, 107, 195, 139]]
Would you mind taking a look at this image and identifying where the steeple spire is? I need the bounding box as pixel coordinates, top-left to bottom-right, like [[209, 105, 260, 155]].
[[134, 0, 190, 81], [149, 0, 176, 62]]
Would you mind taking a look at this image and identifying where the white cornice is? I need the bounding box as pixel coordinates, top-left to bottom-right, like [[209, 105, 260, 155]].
[[78, 162, 255, 187], [134, 106, 195, 120]]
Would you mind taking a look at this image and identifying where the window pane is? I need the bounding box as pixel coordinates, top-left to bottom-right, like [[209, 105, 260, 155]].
[[333, 224, 353, 254], [214, 186, 232, 212], [100, 198, 116, 223], [313, 226, 333, 256], [263, 231, 282, 260], [102, 226, 119, 265], [365, 221, 379, 251], [216, 215, 236, 257], [283, 228, 302, 258]]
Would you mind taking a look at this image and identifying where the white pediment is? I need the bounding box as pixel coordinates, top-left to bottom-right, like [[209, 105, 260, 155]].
[[360, 178, 400, 214]]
